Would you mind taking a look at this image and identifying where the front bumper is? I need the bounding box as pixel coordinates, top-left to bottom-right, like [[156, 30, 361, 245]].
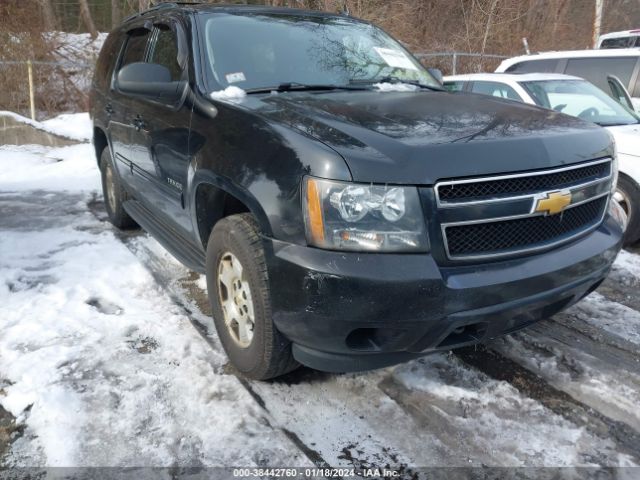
[[264, 214, 623, 372]]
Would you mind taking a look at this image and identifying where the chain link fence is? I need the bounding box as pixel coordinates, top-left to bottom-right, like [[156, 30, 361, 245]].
[[415, 52, 511, 76], [0, 60, 94, 121]]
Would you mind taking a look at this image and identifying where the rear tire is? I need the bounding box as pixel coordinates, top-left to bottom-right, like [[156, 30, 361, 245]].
[[615, 174, 640, 246], [206, 213, 298, 380], [99, 147, 137, 229]]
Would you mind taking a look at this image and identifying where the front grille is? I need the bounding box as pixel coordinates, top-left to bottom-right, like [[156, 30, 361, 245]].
[[444, 196, 607, 258], [437, 161, 610, 203]]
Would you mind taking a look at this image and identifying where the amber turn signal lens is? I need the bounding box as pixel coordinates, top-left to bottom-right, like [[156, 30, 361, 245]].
[[306, 178, 325, 243]]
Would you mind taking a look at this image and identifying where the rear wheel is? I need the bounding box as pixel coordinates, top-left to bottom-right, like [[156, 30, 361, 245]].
[[614, 174, 640, 246], [206, 213, 298, 380], [99, 147, 136, 229]]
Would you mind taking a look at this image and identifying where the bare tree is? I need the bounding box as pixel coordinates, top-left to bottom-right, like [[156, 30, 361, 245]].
[[39, 0, 57, 32], [112, 0, 122, 29], [79, 0, 98, 39], [138, 0, 150, 12]]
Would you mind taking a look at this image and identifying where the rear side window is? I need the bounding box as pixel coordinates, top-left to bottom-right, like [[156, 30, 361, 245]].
[[634, 74, 640, 98], [149, 26, 182, 81], [600, 37, 635, 49], [444, 81, 465, 92], [471, 81, 520, 100], [564, 57, 637, 91], [120, 29, 151, 68], [94, 32, 122, 90], [505, 59, 559, 73]]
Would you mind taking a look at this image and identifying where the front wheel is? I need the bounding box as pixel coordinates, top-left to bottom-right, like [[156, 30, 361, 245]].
[[206, 213, 298, 380], [614, 174, 640, 246]]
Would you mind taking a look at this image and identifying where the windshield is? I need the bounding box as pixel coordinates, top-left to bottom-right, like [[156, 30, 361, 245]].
[[521, 79, 639, 126], [199, 12, 439, 91]]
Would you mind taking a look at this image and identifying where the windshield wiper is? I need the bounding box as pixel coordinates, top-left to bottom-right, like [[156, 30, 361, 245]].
[[246, 82, 366, 94], [349, 76, 444, 91]]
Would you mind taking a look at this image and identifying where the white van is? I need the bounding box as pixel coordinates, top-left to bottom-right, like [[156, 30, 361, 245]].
[[496, 49, 640, 112]]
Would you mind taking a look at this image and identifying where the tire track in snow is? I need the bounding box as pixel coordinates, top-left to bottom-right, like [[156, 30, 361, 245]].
[[454, 345, 640, 461]]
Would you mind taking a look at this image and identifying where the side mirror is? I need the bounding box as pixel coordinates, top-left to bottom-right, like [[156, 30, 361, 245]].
[[607, 74, 635, 112], [427, 68, 444, 84], [117, 62, 184, 102]]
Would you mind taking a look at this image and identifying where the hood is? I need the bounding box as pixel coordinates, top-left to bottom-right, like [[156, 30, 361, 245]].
[[244, 90, 613, 184], [606, 123, 640, 156]]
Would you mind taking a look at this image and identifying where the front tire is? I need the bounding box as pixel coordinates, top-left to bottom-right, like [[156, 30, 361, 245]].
[[614, 174, 640, 246], [99, 147, 137, 229], [206, 213, 298, 380]]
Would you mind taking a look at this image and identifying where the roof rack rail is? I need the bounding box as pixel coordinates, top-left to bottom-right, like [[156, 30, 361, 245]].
[[123, 1, 202, 23]]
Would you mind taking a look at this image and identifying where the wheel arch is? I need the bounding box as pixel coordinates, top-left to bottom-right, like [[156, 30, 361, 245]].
[[93, 126, 108, 165], [191, 172, 273, 250]]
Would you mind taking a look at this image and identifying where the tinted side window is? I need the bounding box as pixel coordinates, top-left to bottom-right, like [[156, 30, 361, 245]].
[[94, 32, 122, 90], [636, 37, 640, 47], [505, 59, 559, 73], [600, 37, 634, 49], [120, 30, 150, 68], [564, 57, 637, 91], [471, 81, 521, 100], [444, 81, 465, 92], [149, 26, 182, 81]]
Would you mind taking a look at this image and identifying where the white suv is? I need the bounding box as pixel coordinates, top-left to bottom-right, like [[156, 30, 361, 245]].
[[444, 72, 640, 245], [496, 49, 640, 112]]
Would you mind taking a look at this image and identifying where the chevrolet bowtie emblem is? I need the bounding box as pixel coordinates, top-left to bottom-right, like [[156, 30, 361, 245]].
[[533, 190, 572, 215]]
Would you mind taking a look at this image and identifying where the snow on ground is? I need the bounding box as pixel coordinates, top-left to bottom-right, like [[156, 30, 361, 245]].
[[392, 355, 634, 466], [571, 292, 640, 346], [0, 114, 308, 467], [2, 111, 640, 471]]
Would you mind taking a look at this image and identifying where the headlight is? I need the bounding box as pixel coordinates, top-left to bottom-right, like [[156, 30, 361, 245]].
[[303, 176, 428, 252], [610, 133, 619, 195]]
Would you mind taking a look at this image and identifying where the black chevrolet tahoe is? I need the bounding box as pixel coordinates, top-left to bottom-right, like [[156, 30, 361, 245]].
[[90, 3, 626, 379]]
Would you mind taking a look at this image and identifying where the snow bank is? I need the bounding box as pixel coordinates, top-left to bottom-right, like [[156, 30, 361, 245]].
[[41, 113, 93, 142], [0, 111, 92, 142]]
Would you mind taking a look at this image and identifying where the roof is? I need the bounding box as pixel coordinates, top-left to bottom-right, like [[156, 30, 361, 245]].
[[444, 72, 583, 83], [599, 29, 640, 40], [497, 48, 640, 72]]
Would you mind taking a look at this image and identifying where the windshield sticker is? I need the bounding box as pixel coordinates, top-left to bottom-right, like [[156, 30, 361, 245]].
[[374, 47, 418, 71], [225, 72, 246, 84]]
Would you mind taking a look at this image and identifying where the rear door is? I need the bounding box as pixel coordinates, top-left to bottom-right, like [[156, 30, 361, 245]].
[[109, 26, 152, 189]]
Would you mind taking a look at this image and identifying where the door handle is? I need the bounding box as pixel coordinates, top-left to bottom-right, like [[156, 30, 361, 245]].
[[104, 103, 114, 116]]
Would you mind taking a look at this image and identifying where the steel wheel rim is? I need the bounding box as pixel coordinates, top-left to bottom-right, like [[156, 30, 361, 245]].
[[614, 188, 631, 216], [217, 252, 255, 348], [104, 162, 117, 213]]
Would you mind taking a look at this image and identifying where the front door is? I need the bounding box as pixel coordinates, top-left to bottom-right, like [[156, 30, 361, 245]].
[[126, 20, 194, 236]]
